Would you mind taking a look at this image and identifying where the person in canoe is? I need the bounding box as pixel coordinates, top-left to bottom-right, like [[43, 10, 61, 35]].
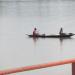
[[33, 28, 39, 36], [59, 27, 63, 35], [59, 27, 67, 36]]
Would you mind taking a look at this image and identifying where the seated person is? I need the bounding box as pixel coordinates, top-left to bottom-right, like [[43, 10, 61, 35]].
[[59, 27, 67, 36], [59, 27, 63, 35], [33, 28, 39, 36]]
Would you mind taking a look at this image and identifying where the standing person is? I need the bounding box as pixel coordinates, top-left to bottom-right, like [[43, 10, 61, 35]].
[[59, 27, 63, 35]]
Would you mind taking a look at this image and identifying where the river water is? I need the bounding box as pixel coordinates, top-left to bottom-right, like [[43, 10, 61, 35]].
[[0, 0, 75, 75]]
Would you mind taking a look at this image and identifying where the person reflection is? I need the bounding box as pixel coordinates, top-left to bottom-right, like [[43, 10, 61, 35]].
[[32, 37, 39, 44]]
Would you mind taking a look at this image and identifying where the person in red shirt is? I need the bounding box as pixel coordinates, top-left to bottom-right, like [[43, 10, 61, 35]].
[[33, 28, 39, 36]]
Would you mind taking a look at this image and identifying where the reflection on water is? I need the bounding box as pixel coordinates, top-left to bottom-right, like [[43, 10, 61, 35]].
[[59, 37, 73, 44], [0, 0, 75, 75]]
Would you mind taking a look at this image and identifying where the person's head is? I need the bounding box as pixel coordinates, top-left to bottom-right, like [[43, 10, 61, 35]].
[[34, 28, 37, 30], [60, 27, 63, 30], [61, 27, 63, 29]]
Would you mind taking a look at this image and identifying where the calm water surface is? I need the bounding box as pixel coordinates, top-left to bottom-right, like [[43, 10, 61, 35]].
[[0, 0, 75, 75]]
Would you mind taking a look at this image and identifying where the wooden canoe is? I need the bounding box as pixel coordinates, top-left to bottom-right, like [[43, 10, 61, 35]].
[[27, 33, 75, 38]]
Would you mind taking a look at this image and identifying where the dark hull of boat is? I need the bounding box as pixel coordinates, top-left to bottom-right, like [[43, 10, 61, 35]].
[[28, 34, 73, 38]]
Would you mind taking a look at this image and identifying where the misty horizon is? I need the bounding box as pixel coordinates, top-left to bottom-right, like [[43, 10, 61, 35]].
[[0, 0, 75, 2]]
